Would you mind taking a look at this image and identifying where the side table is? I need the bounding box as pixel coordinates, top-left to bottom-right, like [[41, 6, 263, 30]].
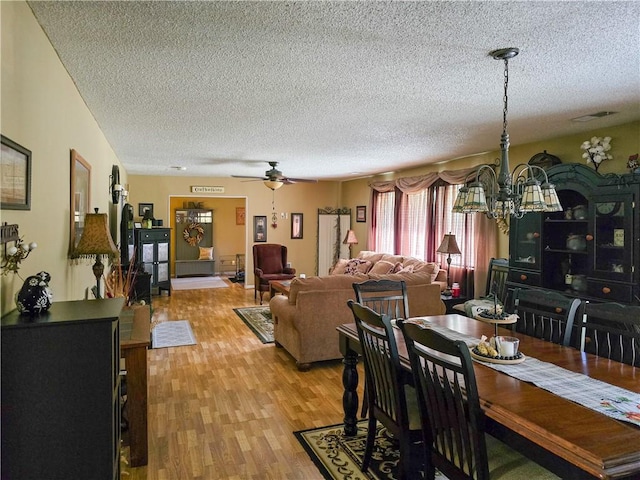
[[440, 294, 466, 314]]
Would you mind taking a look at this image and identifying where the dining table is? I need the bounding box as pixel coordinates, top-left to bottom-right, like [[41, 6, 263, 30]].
[[337, 314, 640, 480]]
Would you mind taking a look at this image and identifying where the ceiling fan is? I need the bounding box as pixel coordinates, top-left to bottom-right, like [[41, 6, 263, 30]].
[[231, 161, 317, 190]]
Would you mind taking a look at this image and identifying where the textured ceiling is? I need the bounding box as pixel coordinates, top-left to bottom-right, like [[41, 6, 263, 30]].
[[27, 1, 640, 181]]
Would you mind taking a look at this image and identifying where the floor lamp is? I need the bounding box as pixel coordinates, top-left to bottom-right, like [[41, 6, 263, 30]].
[[73, 208, 119, 299], [437, 232, 461, 296]]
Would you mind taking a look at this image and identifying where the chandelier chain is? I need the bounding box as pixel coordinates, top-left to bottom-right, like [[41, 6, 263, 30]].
[[502, 58, 509, 133]]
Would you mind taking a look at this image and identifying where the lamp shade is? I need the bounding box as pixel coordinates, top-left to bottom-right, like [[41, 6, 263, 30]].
[[436, 233, 461, 255], [73, 209, 118, 259], [343, 229, 359, 245]]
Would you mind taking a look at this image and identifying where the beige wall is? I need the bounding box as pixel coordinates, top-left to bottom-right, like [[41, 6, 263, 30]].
[[1, 2, 124, 314], [128, 175, 341, 280]]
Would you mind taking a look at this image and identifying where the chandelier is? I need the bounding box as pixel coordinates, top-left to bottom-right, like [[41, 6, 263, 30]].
[[453, 48, 562, 219]]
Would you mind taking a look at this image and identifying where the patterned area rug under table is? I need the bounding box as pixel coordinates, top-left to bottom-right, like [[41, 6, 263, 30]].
[[295, 420, 449, 480]]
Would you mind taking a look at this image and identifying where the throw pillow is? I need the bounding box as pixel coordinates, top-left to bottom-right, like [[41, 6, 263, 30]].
[[198, 247, 213, 260], [330, 258, 350, 275], [369, 260, 396, 275], [345, 259, 372, 275], [397, 264, 414, 274]]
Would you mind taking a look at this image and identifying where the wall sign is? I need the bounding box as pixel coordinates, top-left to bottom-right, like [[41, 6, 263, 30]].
[[191, 186, 225, 194]]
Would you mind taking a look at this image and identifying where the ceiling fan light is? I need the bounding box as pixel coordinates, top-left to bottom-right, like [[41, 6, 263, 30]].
[[264, 180, 284, 190], [452, 186, 468, 213]]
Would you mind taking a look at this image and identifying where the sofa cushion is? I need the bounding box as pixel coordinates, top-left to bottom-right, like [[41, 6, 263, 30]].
[[345, 259, 372, 275], [379, 254, 404, 265], [396, 264, 415, 274], [368, 260, 396, 275], [330, 258, 350, 275], [367, 271, 433, 286], [288, 273, 368, 304], [356, 251, 386, 264]]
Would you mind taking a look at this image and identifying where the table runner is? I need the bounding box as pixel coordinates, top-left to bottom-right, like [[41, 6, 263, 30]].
[[415, 321, 640, 428]]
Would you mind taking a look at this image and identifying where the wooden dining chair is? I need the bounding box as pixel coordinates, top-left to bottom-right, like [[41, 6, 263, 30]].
[[577, 301, 640, 367], [353, 279, 410, 418], [513, 288, 581, 346], [347, 300, 424, 480], [400, 320, 559, 480]]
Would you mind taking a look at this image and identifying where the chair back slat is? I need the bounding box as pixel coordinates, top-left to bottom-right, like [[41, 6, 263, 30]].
[[579, 302, 640, 367], [513, 288, 581, 346], [486, 258, 509, 308], [400, 320, 489, 480], [353, 279, 410, 320]]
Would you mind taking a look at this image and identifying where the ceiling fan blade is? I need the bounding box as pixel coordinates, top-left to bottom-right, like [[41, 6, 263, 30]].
[[283, 177, 318, 184], [231, 175, 268, 180]]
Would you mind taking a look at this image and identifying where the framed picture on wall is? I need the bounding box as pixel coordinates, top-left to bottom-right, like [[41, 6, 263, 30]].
[[236, 207, 246, 225], [254, 215, 267, 242], [69, 149, 91, 255], [1, 135, 31, 210], [138, 203, 153, 217], [291, 213, 303, 239], [356, 205, 366, 222]]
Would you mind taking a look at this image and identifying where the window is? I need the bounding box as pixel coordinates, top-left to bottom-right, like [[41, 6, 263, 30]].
[[373, 191, 395, 254]]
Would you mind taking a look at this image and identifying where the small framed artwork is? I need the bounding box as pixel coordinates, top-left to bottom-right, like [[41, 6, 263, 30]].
[[291, 213, 303, 239], [254, 215, 267, 242], [1, 135, 32, 210], [139, 203, 153, 217], [236, 207, 246, 225], [69, 149, 91, 255], [356, 205, 366, 223], [134, 222, 142, 229]]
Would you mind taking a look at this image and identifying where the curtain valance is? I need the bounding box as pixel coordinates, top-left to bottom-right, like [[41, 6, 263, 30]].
[[369, 166, 480, 193]]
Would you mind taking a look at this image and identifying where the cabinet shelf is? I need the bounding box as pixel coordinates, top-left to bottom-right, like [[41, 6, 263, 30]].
[[545, 219, 588, 223], [544, 248, 588, 255]]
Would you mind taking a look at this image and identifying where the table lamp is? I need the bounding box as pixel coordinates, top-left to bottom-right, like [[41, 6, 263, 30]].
[[343, 230, 358, 258], [73, 208, 119, 298], [436, 232, 461, 296]]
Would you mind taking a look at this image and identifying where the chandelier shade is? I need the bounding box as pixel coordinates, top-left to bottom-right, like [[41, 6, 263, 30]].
[[452, 47, 562, 219]]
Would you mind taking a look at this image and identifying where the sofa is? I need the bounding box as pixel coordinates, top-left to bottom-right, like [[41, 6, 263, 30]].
[[269, 256, 446, 370]]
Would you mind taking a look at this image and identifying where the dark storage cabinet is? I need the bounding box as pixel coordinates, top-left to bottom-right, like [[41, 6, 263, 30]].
[[136, 227, 171, 295], [508, 164, 639, 305], [1, 298, 124, 480]]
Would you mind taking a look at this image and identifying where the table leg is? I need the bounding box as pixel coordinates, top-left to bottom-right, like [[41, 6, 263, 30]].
[[342, 349, 359, 436]]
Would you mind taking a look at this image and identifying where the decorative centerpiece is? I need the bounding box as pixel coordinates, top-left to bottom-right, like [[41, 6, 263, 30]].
[[581, 136, 612, 172]]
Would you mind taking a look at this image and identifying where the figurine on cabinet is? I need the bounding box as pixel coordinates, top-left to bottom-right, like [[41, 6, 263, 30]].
[[15, 271, 53, 315]]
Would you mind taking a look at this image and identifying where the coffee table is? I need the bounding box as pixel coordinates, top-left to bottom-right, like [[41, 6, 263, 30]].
[[269, 280, 292, 298]]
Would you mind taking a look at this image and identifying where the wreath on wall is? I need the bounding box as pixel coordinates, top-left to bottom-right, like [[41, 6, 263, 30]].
[[183, 222, 204, 246]]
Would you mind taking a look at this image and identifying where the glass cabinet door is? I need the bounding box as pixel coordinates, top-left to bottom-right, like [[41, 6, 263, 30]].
[[591, 194, 633, 283], [509, 212, 541, 270]]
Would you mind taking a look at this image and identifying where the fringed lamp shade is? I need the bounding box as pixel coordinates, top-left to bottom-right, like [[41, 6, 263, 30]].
[[73, 208, 118, 298]]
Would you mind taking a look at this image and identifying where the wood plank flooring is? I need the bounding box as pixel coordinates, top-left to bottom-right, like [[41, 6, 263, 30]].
[[122, 280, 362, 479]]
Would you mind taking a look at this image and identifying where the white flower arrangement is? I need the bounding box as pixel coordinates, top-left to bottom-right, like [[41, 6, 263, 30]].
[[581, 136, 612, 171]]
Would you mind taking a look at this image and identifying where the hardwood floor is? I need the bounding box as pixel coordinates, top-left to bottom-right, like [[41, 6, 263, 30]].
[[122, 280, 362, 479]]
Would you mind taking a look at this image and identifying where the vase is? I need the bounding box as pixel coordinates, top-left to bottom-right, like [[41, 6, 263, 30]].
[[566, 235, 586, 252]]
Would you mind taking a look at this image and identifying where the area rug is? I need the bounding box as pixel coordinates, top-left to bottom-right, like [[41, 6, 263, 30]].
[[233, 306, 273, 343], [295, 420, 449, 480], [170, 276, 228, 290], [151, 320, 197, 348]]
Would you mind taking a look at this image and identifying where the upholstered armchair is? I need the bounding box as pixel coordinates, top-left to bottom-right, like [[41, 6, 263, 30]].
[[253, 244, 296, 304]]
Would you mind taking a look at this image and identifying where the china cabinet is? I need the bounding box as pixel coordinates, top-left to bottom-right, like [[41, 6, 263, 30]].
[[508, 164, 639, 305], [136, 227, 171, 295]]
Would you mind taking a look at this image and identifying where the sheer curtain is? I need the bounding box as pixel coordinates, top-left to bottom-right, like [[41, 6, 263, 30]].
[[369, 168, 498, 298]]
